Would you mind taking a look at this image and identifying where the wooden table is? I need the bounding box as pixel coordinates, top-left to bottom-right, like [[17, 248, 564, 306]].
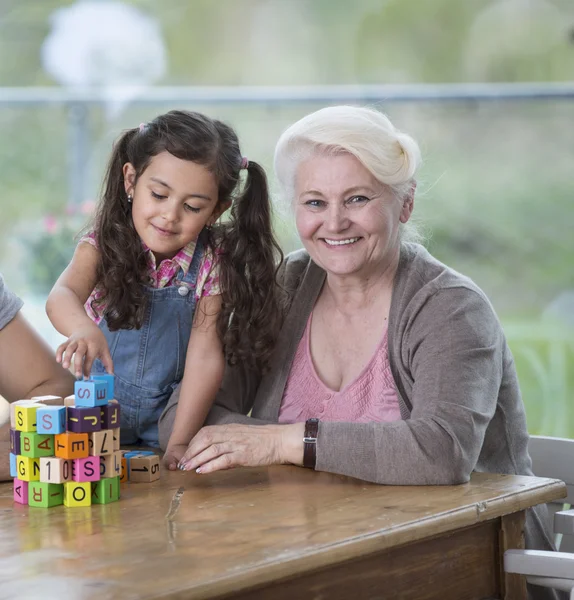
[[0, 468, 565, 600]]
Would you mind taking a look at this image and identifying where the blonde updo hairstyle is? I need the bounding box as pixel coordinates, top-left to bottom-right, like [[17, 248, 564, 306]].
[[274, 105, 422, 242]]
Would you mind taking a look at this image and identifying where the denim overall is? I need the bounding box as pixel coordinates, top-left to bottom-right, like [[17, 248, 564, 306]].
[[92, 234, 205, 447]]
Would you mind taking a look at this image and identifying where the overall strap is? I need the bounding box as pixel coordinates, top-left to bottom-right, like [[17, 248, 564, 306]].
[[180, 228, 208, 285]]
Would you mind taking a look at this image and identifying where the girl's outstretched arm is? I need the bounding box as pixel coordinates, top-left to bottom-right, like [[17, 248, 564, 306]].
[[163, 294, 225, 470], [46, 242, 113, 378]]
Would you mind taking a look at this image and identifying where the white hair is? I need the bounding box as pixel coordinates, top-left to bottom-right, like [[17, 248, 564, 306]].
[[273, 105, 423, 241]]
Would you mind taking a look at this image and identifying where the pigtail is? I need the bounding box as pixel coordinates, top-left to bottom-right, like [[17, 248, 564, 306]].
[[93, 128, 149, 330], [216, 161, 284, 372]]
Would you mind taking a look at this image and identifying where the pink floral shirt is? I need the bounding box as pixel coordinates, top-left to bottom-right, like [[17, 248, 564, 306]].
[[81, 231, 220, 324]]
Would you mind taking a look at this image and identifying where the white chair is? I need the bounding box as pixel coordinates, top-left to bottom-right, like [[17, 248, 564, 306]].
[[504, 435, 574, 598]]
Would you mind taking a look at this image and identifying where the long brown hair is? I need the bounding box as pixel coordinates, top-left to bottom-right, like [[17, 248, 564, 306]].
[[93, 110, 283, 372]]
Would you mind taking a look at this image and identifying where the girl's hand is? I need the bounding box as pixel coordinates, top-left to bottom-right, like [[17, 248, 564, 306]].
[[56, 326, 113, 379], [162, 443, 188, 471], [178, 423, 305, 474]]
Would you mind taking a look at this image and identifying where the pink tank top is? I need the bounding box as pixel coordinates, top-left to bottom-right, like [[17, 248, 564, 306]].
[[278, 313, 402, 424]]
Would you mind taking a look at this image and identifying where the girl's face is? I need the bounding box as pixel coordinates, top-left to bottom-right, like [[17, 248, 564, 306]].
[[124, 151, 225, 262], [294, 152, 413, 280]]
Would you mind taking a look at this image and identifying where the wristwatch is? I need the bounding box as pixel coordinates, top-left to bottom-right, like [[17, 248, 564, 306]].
[[303, 418, 319, 469]]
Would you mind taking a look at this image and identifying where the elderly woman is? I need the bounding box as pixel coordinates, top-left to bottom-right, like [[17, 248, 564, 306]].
[[159, 106, 557, 597]]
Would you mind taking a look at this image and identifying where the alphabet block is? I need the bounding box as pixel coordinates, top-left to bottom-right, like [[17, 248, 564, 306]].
[[40, 456, 72, 484], [36, 406, 67, 435], [64, 395, 75, 407], [91, 374, 114, 400], [17, 456, 40, 481], [89, 430, 114, 456], [112, 428, 120, 451], [29, 482, 64, 508], [63, 481, 91, 507], [54, 432, 89, 459], [120, 457, 127, 483], [100, 403, 120, 429], [73, 457, 100, 482], [13, 478, 29, 504], [74, 380, 107, 407], [10, 428, 20, 455], [20, 432, 54, 458], [10, 453, 17, 478], [67, 406, 101, 433], [91, 476, 119, 504], [10, 400, 38, 428], [14, 404, 38, 432], [100, 451, 122, 479], [129, 455, 160, 483]]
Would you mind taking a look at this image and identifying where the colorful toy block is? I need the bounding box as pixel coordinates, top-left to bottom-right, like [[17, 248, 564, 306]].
[[74, 380, 107, 408], [91, 374, 115, 400], [10, 428, 20, 455], [14, 404, 38, 432], [36, 406, 67, 435], [100, 452, 122, 479], [17, 456, 40, 481], [129, 454, 160, 483], [20, 432, 54, 458], [9, 374, 161, 510], [67, 406, 101, 433], [29, 482, 64, 508], [9, 453, 17, 478], [40, 457, 72, 484], [91, 476, 120, 504], [73, 457, 100, 482], [112, 428, 120, 451], [10, 400, 39, 428], [100, 403, 120, 429], [64, 481, 91, 507], [54, 432, 89, 459], [89, 430, 114, 456], [14, 479, 29, 505]]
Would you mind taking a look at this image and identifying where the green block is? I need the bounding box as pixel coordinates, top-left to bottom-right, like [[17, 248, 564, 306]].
[[92, 477, 118, 504], [29, 481, 63, 508], [21, 432, 54, 458], [111, 475, 120, 501]]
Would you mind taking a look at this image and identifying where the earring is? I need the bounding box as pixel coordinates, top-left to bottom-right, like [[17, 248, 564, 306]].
[[127, 195, 133, 203]]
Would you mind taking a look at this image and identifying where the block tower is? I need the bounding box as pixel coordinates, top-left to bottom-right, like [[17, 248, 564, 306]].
[[10, 374, 122, 507]]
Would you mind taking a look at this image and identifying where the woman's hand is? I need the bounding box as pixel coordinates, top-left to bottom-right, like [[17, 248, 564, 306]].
[[56, 325, 113, 379], [162, 443, 188, 471], [179, 422, 305, 474]]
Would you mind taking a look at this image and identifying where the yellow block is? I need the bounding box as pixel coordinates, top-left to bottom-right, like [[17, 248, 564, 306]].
[[64, 481, 91, 507], [14, 404, 38, 432], [17, 455, 40, 481]]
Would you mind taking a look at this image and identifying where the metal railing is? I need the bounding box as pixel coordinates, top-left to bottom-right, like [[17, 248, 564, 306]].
[[1, 82, 574, 205]]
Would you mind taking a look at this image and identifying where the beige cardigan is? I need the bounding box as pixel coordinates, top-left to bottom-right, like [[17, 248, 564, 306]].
[[159, 244, 559, 590]]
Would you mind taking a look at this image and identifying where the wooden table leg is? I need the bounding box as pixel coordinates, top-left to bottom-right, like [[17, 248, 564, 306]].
[[500, 511, 527, 600]]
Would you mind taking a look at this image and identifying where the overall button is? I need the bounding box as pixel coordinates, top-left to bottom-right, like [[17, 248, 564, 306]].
[[178, 286, 190, 297]]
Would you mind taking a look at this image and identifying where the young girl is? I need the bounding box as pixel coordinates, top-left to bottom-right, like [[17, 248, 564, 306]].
[[46, 110, 283, 468]]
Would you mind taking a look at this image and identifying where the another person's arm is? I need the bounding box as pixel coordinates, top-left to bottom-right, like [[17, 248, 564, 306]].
[[162, 295, 226, 470], [0, 312, 75, 481], [179, 287, 503, 482], [46, 242, 113, 377]]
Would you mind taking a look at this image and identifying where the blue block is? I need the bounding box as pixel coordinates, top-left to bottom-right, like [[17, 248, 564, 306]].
[[36, 406, 67, 434], [10, 453, 17, 478], [75, 380, 108, 407], [91, 374, 115, 400]]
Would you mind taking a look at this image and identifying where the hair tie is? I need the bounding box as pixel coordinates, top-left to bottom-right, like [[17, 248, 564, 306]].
[[138, 122, 146, 132], [240, 157, 249, 170]]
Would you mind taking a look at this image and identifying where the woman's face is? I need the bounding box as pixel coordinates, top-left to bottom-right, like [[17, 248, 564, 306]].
[[294, 152, 413, 279]]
